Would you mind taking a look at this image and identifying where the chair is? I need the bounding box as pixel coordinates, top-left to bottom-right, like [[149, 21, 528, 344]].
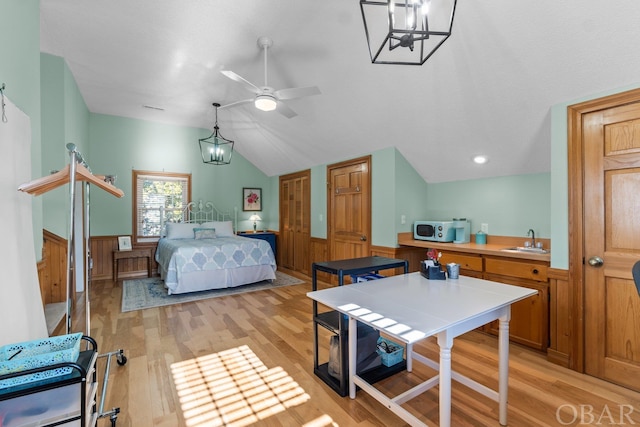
[[633, 260, 640, 296]]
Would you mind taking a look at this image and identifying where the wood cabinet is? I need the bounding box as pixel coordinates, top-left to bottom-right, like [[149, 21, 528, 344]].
[[279, 170, 310, 274], [484, 257, 549, 351], [439, 252, 483, 278], [439, 250, 549, 351]]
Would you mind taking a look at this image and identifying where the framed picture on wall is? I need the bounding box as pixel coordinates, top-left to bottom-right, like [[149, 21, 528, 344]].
[[243, 188, 262, 211], [118, 236, 132, 251]]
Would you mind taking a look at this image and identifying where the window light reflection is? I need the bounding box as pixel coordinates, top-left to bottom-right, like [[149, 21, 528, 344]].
[[339, 302, 427, 346], [171, 345, 310, 426]]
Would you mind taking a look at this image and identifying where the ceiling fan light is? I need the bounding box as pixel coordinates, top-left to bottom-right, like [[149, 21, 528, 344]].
[[255, 95, 277, 111]]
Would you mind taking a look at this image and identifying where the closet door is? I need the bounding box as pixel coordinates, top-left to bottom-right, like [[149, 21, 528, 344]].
[[280, 179, 294, 269], [279, 170, 310, 274], [293, 174, 310, 274]]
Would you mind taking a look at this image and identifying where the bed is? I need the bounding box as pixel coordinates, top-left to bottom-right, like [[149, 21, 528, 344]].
[[155, 201, 277, 295]]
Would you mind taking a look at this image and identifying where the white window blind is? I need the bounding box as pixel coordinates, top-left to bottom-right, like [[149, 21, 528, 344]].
[[135, 173, 189, 242]]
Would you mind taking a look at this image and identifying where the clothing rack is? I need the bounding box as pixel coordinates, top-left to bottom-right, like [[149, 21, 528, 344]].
[[19, 143, 123, 334], [18, 143, 126, 426]]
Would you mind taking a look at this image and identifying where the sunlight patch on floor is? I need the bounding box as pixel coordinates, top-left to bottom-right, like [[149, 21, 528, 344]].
[[171, 345, 310, 426]]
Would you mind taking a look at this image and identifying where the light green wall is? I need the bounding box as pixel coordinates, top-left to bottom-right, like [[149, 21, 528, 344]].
[[40, 53, 90, 237], [393, 150, 431, 234], [310, 165, 327, 238], [426, 173, 551, 239], [87, 113, 272, 235], [1, 0, 42, 259]]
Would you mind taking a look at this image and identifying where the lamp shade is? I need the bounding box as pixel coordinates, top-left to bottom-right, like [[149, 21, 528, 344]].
[[249, 214, 262, 222]]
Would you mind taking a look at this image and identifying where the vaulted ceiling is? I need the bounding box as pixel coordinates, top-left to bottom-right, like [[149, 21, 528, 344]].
[[40, 1, 640, 182]]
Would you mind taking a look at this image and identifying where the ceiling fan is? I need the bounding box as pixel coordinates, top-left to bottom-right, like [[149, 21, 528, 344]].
[[220, 36, 321, 118]]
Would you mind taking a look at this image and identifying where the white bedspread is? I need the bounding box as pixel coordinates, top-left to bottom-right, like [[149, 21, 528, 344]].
[[156, 235, 276, 294]]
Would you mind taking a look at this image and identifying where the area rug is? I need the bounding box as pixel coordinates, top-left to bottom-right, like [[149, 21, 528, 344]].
[[121, 271, 304, 312]]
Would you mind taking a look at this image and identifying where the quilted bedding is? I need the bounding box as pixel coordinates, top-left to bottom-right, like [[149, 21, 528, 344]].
[[155, 235, 276, 294]]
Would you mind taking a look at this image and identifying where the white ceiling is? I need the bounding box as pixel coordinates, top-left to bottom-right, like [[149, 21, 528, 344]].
[[40, 1, 640, 182]]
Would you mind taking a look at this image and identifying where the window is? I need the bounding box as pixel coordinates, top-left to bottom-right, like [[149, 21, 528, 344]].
[[133, 170, 191, 244]]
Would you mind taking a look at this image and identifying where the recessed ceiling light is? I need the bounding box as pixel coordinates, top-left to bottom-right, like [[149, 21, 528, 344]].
[[473, 155, 488, 164]]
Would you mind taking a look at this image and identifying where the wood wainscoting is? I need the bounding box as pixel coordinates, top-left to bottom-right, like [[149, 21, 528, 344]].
[[41, 230, 67, 306], [90, 236, 157, 281], [548, 267, 571, 367]]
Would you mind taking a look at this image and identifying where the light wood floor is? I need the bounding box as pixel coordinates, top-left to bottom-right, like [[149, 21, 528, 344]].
[[70, 269, 640, 426]]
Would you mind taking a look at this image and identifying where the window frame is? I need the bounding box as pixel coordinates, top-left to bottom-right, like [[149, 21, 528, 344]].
[[132, 170, 192, 245]]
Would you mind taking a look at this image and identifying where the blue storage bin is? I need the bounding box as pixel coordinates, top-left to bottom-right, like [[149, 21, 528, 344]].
[[351, 273, 384, 283], [376, 336, 404, 367], [0, 333, 82, 389]]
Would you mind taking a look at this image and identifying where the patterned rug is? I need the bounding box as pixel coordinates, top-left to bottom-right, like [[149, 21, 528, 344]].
[[121, 271, 305, 312]]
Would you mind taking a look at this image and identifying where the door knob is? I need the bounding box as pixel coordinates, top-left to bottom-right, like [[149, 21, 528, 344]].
[[360, 235, 367, 241], [588, 256, 604, 267]]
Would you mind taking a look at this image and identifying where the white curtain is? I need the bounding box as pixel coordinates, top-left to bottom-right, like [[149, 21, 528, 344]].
[[0, 96, 47, 346]]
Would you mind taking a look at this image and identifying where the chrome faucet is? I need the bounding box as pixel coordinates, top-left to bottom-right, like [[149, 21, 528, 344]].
[[527, 229, 536, 247]]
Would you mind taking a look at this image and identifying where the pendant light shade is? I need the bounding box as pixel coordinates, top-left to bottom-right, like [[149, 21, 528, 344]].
[[199, 103, 234, 165]]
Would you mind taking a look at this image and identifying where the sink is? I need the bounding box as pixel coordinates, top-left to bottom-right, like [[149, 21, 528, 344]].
[[501, 246, 550, 254]]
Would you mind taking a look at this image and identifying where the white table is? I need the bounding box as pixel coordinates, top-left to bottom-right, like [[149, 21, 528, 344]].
[[307, 271, 537, 427]]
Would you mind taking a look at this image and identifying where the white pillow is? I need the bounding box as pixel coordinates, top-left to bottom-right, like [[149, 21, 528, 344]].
[[165, 222, 196, 239], [202, 221, 234, 237]]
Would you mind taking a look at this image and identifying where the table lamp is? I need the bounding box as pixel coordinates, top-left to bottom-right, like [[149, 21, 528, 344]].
[[249, 214, 262, 233]]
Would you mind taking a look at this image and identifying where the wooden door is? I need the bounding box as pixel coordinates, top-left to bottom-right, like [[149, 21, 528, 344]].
[[580, 99, 640, 391], [279, 170, 310, 274], [328, 157, 371, 261]]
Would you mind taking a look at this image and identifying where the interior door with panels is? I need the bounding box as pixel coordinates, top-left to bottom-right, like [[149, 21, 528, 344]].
[[582, 100, 640, 392], [328, 156, 371, 261]]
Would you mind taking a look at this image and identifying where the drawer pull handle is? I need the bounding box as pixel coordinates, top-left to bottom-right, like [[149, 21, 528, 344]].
[[532, 269, 539, 274]]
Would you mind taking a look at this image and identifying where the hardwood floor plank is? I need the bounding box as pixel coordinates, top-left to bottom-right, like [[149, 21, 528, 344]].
[[74, 268, 640, 426]]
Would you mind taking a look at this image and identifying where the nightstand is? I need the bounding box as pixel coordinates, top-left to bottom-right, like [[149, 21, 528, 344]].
[[238, 231, 276, 257]]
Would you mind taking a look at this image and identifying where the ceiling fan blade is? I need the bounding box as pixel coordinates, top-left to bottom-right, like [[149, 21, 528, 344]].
[[274, 86, 321, 100], [220, 70, 260, 94], [276, 101, 297, 119], [219, 99, 253, 110]]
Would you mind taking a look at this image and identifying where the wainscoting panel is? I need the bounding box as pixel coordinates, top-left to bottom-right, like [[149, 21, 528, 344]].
[[42, 230, 67, 305], [548, 267, 570, 367], [90, 236, 157, 281]]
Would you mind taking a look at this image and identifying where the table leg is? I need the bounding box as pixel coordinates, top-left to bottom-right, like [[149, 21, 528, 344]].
[[437, 331, 453, 427], [499, 312, 511, 426], [349, 316, 357, 399]]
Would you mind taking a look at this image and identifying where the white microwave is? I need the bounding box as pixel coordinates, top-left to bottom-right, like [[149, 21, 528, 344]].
[[413, 221, 455, 242]]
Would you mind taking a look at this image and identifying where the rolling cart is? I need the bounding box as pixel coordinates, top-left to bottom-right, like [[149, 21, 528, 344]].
[[18, 144, 128, 425]]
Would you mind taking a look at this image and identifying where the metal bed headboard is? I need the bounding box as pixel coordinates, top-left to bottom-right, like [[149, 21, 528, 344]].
[[160, 200, 238, 234]]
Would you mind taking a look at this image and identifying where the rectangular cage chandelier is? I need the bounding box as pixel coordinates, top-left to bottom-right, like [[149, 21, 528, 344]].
[[360, 0, 457, 65], [199, 103, 234, 165]]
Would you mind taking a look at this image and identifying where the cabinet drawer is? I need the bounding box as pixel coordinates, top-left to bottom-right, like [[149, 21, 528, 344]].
[[440, 252, 483, 272], [485, 257, 548, 282]]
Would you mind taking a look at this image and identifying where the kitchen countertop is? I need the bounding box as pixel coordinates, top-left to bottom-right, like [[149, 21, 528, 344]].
[[397, 233, 551, 262]]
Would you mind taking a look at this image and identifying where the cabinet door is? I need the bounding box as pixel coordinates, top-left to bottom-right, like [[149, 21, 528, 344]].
[[440, 252, 483, 278], [484, 273, 549, 351]]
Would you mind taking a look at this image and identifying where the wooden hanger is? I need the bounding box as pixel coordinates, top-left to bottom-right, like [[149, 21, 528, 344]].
[[18, 163, 124, 197]]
